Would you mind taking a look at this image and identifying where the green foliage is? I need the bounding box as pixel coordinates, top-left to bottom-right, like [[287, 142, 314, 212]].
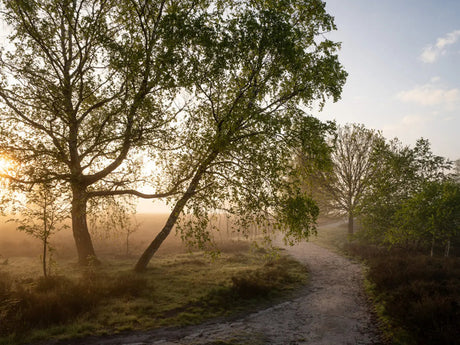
[[143, 0, 347, 265], [278, 195, 319, 244], [391, 180, 460, 252], [359, 138, 455, 251], [0, 0, 347, 265], [298, 123, 383, 233]]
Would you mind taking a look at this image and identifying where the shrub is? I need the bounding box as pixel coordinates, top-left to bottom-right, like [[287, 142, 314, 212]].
[[108, 273, 148, 297], [0, 271, 13, 297], [231, 259, 301, 299], [347, 243, 460, 345], [0, 271, 149, 336]]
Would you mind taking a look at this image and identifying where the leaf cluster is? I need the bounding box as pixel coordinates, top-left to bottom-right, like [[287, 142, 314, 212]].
[[359, 137, 457, 252]]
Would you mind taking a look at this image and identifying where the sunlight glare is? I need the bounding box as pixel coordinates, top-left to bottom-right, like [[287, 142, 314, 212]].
[[0, 155, 17, 181]]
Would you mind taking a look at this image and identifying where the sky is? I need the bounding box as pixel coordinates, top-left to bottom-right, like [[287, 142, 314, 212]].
[[315, 0, 460, 161]]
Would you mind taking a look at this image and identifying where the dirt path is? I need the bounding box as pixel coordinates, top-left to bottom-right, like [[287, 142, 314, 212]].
[[74, 238, 381, 345]]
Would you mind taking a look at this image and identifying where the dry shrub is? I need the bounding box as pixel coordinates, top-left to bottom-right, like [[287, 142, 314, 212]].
[[231, 258, 300, 299], [217, 240, 251, 253], [108, 272, 148, 297], [0, 271, 13, 297], [0, 272, 149, 336], [347, 243, 460, 345]]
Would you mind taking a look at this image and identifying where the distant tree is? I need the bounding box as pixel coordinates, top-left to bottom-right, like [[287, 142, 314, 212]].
[[134, 0, 347, 271], [360, 138, 453, 248], [453, 159, 460, 183], [392, 180, 460, 256], [123, 217, 140, 257], [88, 196, 139, 256], [301, 124, 383, 235], [9, 183, 68, 277], [0, 0, 208, 264], [359, 138, 420, 241]]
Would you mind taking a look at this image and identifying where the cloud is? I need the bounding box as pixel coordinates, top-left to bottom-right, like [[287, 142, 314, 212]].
[[420, 30, 460, 63], [401, 115, 430, 126], [382, 114, 434, 146], [397, 82, 460, 110]]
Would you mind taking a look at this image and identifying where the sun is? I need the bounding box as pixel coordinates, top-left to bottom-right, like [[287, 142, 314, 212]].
[[0, 155, 16, 176]]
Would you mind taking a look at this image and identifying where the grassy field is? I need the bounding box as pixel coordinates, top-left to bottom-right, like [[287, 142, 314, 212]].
[[0, 233, 307, 345], [6, 214, 457, 345]]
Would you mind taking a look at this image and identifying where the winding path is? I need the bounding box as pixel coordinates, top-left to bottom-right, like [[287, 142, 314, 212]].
[[76, 239, 382, 345]]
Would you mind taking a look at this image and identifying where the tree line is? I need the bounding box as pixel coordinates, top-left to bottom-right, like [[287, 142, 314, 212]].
[[300, 123, 460, 256]]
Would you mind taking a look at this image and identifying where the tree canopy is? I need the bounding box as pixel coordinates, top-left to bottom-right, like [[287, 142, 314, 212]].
[[298, 123, 382, 234], [134, 0, 347, 270], [0, 0, 212, 264], [0, 0, 347, 269], [359, 138, 457, 255]]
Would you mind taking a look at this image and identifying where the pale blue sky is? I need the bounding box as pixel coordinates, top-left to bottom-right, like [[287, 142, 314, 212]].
[[316, 0, 460, 160]]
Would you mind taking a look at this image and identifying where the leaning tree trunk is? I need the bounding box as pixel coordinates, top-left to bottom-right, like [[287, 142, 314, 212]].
[[71, 185, 98, 265], [135, 177, 203, 272], [134, 200, 188, 272], [348, 212, 354, 235], [135, 151, 218, 272]]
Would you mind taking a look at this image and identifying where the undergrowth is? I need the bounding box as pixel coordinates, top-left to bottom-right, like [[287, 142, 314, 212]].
[[347, 242, 460, 345], [0, 242, 307, 344]]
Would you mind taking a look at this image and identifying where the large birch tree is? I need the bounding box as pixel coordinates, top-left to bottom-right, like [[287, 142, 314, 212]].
[[134, 0, 347, 271], [0, 0, 207, 264]]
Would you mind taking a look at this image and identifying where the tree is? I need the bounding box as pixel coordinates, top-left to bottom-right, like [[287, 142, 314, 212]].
[[87, 195, 139, 256], [392, 180, 460, 256], [9, 183, 68, 277], [134, 0, 347, 271], [301, 124, 382, 235], [453, 159, 460, 183], [358, 138, 418, 242], [0, 0, 207, 264], [359, 138, 453, 248]]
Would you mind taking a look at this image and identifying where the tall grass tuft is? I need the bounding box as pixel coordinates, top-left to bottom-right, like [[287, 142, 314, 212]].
[[231, 258, 302, 298], [0, 272, 148, 336]]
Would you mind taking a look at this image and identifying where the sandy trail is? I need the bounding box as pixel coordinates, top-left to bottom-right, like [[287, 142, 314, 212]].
[[74, 234, 382, 345]]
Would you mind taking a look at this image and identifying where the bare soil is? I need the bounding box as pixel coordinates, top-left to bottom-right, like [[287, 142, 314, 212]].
[[59, 233, 382, 345]]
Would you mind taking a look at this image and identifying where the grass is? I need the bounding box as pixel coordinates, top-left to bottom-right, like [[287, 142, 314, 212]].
[[0, 241, 307, 345], [310, 217, 349, 252]]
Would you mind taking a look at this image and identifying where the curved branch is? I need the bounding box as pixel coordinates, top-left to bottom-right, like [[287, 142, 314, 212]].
[[87, 188, 180, 199]]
